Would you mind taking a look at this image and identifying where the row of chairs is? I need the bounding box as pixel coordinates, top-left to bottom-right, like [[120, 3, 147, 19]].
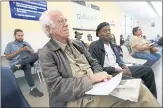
[[33, 60, 45, 83]]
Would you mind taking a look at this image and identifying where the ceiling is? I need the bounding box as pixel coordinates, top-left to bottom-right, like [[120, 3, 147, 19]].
[[115, 1, 162, 21]]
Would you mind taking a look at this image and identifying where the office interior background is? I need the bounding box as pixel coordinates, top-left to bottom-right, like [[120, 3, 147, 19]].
[[1, 1, 162, 107]]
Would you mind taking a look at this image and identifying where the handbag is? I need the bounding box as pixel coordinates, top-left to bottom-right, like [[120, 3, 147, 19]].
[[150, 46, 158, 53]]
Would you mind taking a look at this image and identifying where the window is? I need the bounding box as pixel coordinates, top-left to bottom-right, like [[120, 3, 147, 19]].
[[126, 26, 132, 34], [125, 17, 132, 26], [120, 14, 137, 39]]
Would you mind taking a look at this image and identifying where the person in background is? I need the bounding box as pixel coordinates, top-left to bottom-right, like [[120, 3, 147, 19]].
[[89, 22, 157, 98], [155, 34, 161, 42], [38, 9, 160, 107], [75, 31, 87, 48], [143, 35, 146, 40], [85, 33, 93, 48], [120, 34, 124, 46], [4, 29, 43, 97], [111, 34, 116, 44], [130, 27, 161, 66], [158, 36, 162, 46], [155, 35, 162, 46]]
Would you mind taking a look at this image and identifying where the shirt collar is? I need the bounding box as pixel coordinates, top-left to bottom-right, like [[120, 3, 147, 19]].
[[14, 40, 24, 45], [54, 39, 72, 51], [104, 42, 110, 46]]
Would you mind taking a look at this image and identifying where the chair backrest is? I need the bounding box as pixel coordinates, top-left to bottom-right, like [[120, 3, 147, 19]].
[[121, 46, 147, 64], [1, 67, 31, 107], [121, 45, 132, 58]]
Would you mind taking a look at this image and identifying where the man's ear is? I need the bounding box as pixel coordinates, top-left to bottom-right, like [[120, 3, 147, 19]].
[[46, 26, 53, 34], [46, 26, 50, 32], [98, 32, 101, 37]]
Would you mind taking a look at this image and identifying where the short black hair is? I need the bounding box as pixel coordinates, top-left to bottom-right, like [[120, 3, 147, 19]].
[[14, 29, 23, 36], [75, 31, 77, 34], [132, 26, 139, 35]]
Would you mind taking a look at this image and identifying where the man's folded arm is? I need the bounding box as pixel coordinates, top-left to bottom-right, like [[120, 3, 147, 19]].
[[103, 67, 116, 74]]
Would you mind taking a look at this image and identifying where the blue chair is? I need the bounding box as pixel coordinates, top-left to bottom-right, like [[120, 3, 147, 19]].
[[1, 67, 31, 107]]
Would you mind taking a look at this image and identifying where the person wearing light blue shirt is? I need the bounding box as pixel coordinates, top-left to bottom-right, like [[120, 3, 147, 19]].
[[4, 29, 43, 97]]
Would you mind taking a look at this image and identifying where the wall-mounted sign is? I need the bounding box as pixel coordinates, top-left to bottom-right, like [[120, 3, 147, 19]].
[[9, 1, 47, 21], [108, 20, 115, 26], [72, 1, 100, 31]]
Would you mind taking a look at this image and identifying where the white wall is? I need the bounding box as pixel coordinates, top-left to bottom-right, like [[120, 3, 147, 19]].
[[139, 18, 162, 40]]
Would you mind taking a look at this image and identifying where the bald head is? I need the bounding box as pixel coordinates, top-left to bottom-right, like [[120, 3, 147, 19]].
[[39, 9, 69, 39]]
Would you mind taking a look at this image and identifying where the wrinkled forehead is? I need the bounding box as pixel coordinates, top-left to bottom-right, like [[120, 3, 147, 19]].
[[48, 11, 66, 22]]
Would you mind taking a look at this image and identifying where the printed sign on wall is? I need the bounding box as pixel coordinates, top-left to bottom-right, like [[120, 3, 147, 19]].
[[9, 1, 47, 21], [72, 1, 100, 31]]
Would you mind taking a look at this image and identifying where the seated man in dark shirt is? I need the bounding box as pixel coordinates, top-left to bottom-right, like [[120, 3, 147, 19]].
[[4, 29, 43, 97]]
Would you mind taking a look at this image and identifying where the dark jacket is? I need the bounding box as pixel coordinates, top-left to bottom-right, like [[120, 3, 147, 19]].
[[38, 39, 103, 107], [120, 37, 124, 46], [89, 39, 125, 74]]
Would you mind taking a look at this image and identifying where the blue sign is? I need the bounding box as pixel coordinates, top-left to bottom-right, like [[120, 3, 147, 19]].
[[9, 1, 47, 21]]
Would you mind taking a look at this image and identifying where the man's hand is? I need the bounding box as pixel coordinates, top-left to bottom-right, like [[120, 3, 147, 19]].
[[121, 66, 132, 76], [19, 47, 26, 52], [19, 46, 31, 52], [88, 72, 112, 84], [122, 69, 132, 76], [115, 66, 132, 76], [24, 46, 32, 52]]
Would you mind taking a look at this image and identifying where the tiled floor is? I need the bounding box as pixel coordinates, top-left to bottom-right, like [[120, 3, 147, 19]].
[[17, 76, 49, 107], [17, 57, 162, 107]]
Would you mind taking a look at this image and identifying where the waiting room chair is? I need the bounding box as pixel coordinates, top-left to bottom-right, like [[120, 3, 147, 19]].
[[121, 45, 147, 65], [33, 60, 45, 83], [1, 67, 31, 107]]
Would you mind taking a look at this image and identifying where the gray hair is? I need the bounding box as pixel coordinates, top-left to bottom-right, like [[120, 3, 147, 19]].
[[39, 8, 62, 38]]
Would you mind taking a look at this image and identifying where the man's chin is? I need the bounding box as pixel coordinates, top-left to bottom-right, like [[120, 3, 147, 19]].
[[106, 37, 111, 41], [17, 40, 23, 42], [62, 33, 70, 38]]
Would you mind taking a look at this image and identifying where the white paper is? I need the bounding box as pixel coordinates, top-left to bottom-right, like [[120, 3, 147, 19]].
[[125, 63, 134, 66], [85, 73, 122, 95], [149, 42, 155, 46]]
